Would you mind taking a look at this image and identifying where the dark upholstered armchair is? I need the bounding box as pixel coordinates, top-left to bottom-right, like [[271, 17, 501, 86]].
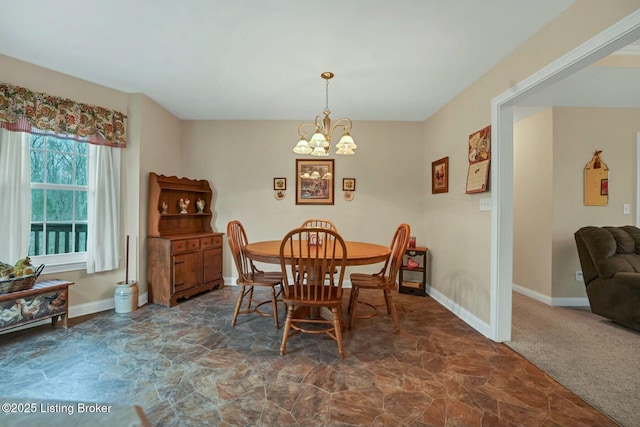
[[574, 225, 640, 331]]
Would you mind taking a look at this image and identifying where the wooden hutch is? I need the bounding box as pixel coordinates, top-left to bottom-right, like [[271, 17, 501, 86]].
[[147, 173, 223, 307]]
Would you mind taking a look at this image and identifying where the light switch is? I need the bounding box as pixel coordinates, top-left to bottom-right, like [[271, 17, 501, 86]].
[[624, 204, 630, 215]]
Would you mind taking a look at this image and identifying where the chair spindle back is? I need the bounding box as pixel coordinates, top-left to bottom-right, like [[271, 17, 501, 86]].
[[377, 223, 411, 286], [227, 220, 254, 282], [279, 227, 347, 303]]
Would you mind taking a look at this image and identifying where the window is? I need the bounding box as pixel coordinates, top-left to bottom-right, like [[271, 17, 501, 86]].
[[1, 83, 125, 274], [29, 134, 88, 270]]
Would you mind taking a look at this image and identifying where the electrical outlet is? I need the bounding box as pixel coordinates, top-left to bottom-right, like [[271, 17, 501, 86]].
[[576, 270, 583, 281], [479, 198, 491, 211]]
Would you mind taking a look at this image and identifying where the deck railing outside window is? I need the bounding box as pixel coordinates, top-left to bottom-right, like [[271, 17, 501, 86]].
[[30, 223, 87, 256]]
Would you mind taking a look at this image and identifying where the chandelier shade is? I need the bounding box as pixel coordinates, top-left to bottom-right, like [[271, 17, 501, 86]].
[[293, 72, 357, 156], [293, 138, 312, 154]]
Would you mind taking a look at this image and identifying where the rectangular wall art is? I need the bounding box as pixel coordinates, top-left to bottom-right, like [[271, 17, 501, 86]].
[[432, 157, 449, 194], [466, 125, 491, 194], [296, 159, 334, 205]]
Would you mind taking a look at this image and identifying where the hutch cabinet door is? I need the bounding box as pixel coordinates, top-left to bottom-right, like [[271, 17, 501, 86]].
[[202, 247, 222, 284], [173, 252, 200, 293]]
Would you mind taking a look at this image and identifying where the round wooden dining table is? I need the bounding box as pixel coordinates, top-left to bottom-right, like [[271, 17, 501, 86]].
[[245, 240, 390, 266]]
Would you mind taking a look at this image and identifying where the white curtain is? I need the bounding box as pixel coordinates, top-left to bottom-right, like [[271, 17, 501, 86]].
[[86, 144, 121, 273], [0, 129, 31, 262]]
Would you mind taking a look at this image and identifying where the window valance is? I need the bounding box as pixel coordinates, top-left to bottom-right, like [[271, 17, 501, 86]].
[[0, 82, 126, 147]]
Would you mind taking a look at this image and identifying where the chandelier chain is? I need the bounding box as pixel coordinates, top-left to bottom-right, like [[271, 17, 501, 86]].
[[324, 78, 330, 113]]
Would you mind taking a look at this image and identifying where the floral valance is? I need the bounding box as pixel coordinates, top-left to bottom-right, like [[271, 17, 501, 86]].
[[0, 82, 126, 147]]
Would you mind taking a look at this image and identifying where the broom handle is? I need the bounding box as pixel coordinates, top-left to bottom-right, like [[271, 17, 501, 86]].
[[125, 235, 129, 284]]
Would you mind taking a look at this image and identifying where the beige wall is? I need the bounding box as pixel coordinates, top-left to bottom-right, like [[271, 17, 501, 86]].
[[552, 107, 640, 297], [514, 107, 640, 300], [513, 108, 554, 296], [180, 120, 426, 278], [135, 94, 184, 295], [422, 0, 640, 323]]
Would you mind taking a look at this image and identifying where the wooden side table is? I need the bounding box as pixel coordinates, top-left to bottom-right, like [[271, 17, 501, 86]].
[[0, 279, 74, 332], [399, 247, 428, 296]]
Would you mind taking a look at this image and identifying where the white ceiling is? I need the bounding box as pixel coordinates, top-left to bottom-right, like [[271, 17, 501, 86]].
[[518, 66, 640, 108], [511, 40, 640, 121], [0, 0, 576, 121]]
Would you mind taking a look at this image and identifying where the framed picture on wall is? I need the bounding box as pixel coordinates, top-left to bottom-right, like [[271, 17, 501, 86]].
[[274, 177, 286, 191], [342, 178, 356, 191], [432, 157, 449, 194], [600, 178, 608, 196], [296, 159, 334, 205]]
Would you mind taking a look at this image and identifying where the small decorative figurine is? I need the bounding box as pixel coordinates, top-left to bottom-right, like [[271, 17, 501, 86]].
[[179, 198, 190, 214], [406, 258, 420, 269], [160, 201, 168, 214], [196, 198, 205, 213]]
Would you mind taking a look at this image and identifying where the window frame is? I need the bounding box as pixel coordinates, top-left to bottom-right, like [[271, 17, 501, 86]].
[[29, 134, 88, 272]]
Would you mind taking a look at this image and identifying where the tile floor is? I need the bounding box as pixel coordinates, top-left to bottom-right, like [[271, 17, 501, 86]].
[[0, 286, 617, 427]]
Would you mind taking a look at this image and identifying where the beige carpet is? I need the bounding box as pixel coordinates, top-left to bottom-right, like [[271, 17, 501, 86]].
[[506, 292, 640, 427]]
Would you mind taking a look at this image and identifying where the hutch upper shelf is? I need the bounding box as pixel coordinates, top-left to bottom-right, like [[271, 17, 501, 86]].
[[148, 173, 214, 237]]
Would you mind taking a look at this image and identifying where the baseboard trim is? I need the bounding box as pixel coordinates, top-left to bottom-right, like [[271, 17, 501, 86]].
[[69, 291, 149, 318], [512, 284, 589, 307], [425, 284, 491, 338]]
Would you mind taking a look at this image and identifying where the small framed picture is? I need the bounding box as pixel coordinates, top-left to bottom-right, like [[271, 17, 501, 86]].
[[274, 177, 286, 191], [343, 178, 356, 191], [601, 178, 608, 196], [432, 156, 449, 194]]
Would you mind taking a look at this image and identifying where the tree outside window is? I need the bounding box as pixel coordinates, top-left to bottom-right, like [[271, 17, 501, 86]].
[[29, 135, 88, 256]]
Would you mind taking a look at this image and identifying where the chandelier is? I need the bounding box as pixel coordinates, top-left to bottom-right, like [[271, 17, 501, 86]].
[[293, 72, 357, 156]]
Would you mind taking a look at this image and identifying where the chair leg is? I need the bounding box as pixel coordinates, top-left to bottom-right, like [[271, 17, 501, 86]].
[[348, 286, 360, 330], [232, 285, 248, 327], [280, 304, 294, 356], [347, 286, 355, 314], [247, 286, 255, 309], [271, 286, 280, 329], [278, 284, 287, 315], [383, 288, 392, 315], [332, 306, 344, 358], [384, 289, 400, 334]]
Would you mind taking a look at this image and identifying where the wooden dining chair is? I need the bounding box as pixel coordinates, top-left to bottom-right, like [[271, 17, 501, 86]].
[[300, 218, 338, 280], [279, 227, 348, 358], [347, 223, 411, 334], [227, 220, 284, 329], [301, 218, 337, 232]]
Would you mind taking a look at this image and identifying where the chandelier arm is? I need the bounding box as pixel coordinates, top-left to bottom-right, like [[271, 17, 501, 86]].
[[297, 121, 316, 138], [330, 118, 353, 134]]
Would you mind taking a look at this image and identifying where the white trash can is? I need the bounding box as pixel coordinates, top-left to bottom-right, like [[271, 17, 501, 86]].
[[114, 281, 139, 313]]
